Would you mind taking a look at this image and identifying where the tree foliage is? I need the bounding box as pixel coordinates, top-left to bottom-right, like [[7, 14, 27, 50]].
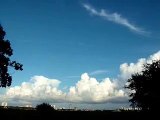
[[36, 103, 54, 112], [0, 25, 23, 87], [125, 60, 160, 110]]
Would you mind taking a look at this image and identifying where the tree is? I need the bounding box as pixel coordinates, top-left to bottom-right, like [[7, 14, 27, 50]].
[[125, 60, 160, 110], [0, 25, 23, 87], [36, 103, 55, 112]]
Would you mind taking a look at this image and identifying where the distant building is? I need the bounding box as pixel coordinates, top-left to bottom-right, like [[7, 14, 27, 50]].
[[25, 104, 32, 108], [119, 107, 142, 111], [51, 105, 56, 109], [1, 102, 8, 108]]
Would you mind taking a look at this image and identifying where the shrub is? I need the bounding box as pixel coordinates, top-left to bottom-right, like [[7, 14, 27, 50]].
[[36, 103, 54, 112]]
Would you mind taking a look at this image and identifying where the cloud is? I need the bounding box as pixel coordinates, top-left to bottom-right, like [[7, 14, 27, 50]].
[[82, 3, 148, 35], [66, 75, 80, 79], [5, 76, 66, 103], [0, 74, 127, 106], [67, 73, 126, 103], [1, 51, 160, 109], [89, 70, 108, 76], [120, 51, 160, 80]]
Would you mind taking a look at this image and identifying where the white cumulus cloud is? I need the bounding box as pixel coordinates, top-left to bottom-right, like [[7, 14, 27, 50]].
[[5, 76, 66, 103], [1, 74, 127, 106], [120, 51, 160, 80], [67, 73, 126, 103], [82, 3, 148, 35]]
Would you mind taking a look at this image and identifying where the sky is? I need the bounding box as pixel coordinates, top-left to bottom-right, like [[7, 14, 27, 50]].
[[0, 0, 160, 110]]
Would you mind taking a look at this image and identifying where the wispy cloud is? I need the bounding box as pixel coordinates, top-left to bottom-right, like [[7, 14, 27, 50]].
[[83, 3, 149, 35], [89, 70, 108, 76], [66, 75, 80, 78]]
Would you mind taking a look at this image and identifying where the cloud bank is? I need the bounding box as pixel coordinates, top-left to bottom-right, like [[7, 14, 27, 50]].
[[2, 73, 126, 106], [83, 3, 148, 35], [1, 51, 160, 108]]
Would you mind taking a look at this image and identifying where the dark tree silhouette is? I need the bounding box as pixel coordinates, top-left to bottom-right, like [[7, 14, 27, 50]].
[[125, 60, 160, 111], [36, 103, 55, 112], [0, 25, 23, 87]]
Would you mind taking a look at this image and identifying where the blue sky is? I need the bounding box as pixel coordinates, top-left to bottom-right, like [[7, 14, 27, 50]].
[[0, 0, 160, 109]]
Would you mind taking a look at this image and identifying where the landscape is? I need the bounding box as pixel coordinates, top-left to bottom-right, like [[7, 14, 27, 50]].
[[0, 0, 159, 119], [0, 104, 152, 119]]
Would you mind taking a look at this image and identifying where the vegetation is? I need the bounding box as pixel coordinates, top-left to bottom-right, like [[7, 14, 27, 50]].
[[36, 103, 55, 112], [125, 60, 160, 111], [0, 25, 23, 87], [0, 107, 150, 120]]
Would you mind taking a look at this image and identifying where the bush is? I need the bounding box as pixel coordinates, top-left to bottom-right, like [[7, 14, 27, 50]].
[[36, 103, 54, 112]]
